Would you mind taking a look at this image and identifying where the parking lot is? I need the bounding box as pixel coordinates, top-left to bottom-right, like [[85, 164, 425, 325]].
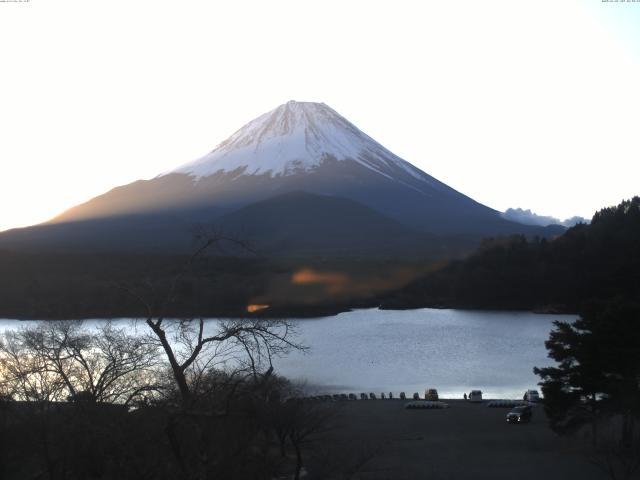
[[313, 399, 604, 480]]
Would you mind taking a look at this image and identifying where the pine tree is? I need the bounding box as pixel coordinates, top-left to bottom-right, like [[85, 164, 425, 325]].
[[534, 300, 640, 445]]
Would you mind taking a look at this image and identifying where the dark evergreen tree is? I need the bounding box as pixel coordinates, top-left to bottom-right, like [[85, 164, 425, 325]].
[[534, 312, 606, 440], [387, 196, 640, 312], [535, 300, 640, 446]]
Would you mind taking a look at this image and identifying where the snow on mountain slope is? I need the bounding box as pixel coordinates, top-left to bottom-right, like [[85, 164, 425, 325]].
[[168, 100, 430, 184], [0, 98, 567, 255]]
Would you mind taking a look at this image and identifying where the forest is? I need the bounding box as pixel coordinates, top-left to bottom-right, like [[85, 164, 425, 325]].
[[383, 197, 640, 312]]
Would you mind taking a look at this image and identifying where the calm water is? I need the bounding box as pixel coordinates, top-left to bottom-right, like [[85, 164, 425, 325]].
[[271, 308, 575, 399], [0, 308, 575, 399]]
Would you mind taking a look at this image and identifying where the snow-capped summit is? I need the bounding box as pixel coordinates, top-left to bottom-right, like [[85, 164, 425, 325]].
[[0, 99, 565, 257], [168, 101, 425, 182]]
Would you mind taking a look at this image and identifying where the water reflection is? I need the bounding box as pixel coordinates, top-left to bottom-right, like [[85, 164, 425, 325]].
[[0, 308, 574, 399]]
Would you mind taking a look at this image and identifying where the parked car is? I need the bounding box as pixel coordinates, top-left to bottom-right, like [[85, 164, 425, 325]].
[[412, 392, 420, 400], [523, 390, 540, 402], [360, 393, 367, 400], [339, 393, 348, 401], [399, 392, 406, 400], [468, 390, 483, 402], [369, 393, 377, 400], [348, 393, 357, 401], [424, 388, 439, 401], [506, 405, 533, 423]]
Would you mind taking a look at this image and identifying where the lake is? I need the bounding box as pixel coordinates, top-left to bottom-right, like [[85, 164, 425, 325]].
[[275, 308, 575, 399], [0, 308, 575, 399]]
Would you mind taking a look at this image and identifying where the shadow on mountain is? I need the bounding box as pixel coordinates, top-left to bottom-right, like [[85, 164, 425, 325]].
[[213, 191, 443, 257]]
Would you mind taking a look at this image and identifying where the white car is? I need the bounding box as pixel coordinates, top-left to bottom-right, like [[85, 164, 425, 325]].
[[524, 390, 540, 402], [468, 390, 483, 402]]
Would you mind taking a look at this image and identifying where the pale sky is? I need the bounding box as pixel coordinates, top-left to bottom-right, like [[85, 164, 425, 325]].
[[1, 0, 639, 232]]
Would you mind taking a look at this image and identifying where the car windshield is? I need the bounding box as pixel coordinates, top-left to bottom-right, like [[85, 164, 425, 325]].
[[512, 407, 527, 413]]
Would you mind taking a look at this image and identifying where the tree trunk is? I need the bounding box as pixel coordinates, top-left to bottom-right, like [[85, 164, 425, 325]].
[[146, 320, 191, 403], [38, 409, 55, 480], [591, 393, 598, 447], [292, 437, 303, 480], [621, 412, 633, 448], [170, 364, 191, 404], [165, 414, 188, 477], [279, 435, 287, 458]]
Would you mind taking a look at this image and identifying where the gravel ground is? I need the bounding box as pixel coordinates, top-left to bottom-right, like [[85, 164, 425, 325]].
[[310, 399, 605, 480]]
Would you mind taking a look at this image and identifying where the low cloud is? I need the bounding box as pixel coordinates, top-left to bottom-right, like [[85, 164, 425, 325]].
[[502, 208, 589, 228]]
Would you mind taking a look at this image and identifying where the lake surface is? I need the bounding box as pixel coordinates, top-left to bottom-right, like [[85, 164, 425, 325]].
[[0, 308, 575, 399], [270, 308, 575, 399]]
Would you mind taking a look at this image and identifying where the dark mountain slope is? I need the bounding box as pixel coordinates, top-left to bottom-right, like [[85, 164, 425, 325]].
[[215, 191, 442, 257], [0, 192, 443, 258], [0, 213, 201, 254]]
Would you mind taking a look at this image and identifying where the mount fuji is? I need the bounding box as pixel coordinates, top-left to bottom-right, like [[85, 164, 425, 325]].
[[0, 101, 562, 256]]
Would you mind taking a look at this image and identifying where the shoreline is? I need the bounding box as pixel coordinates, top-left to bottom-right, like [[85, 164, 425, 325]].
[[0, 305, 577, 322]]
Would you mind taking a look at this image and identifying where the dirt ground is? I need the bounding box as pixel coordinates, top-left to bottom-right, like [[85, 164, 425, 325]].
[[311, 399, 605, 480]]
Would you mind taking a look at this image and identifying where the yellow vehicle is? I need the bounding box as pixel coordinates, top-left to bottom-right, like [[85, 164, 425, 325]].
[[424, 388, 439, 401]]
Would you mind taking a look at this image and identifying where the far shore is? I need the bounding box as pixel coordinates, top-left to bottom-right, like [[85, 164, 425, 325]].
[[0, 304, 578, 322]]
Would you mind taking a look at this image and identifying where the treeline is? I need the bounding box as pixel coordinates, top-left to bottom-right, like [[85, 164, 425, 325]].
[[0, 247, 428, 319], [383, 197, 640, 312], [0, 252, 275, 319]]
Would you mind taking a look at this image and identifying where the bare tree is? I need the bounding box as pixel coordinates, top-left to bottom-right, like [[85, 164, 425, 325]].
[[261, 381, 339, 480], [142, 316, 303, 406], [287, 399, 338, 480], [115, 233, 310, 479], [0, 321, 163, 405], [0, 328, 67, 402], [124, 233, 306, 406]]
